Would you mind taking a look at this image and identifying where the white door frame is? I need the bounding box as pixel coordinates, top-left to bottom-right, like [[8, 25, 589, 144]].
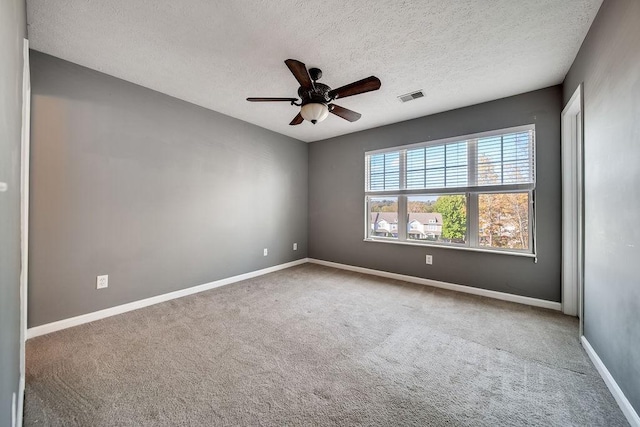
[[18, 38, 30, 427], [561, 84, 584, 328]]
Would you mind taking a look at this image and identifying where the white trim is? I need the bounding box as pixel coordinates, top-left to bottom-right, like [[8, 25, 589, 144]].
[[26, 256, 640, 427], [365, 125, 537, 260], [581, 336, 640, 427], [18, 38, 30, 427], [16, 376, 24, 427], [26, 257, 562, 340], [561, 84, 583, 318], [27, 258, 309, 339], [308, 258, 561, 311], [363, 237, 537, 258], [11, 392, 16, 427]]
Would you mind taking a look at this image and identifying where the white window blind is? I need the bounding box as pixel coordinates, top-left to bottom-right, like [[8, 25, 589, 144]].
[[476, 131, 535, 186], [366, 151, 400, 191], [365, 126, 535, 193], [406, 141, 468, 189]]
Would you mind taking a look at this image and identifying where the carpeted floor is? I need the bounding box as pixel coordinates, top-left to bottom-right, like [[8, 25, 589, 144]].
[[25, 264, 627, 426]]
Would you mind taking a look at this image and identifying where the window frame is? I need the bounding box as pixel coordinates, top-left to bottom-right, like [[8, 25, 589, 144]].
[[364, 125, 537, 258], [366, 196, 400, 241]]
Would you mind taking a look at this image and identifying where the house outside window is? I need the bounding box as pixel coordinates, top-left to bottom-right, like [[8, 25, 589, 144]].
[[365, 125, 536, 255]]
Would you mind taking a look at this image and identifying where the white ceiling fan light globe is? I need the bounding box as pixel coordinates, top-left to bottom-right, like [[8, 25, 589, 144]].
[[300, 103, 329, 124]]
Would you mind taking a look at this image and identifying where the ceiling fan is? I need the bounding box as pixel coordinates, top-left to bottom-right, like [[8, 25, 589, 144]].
[[247, 59, 381, 125]]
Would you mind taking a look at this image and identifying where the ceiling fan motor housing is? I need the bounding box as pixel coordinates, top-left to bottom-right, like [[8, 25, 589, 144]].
[[298, 82, 332, 106]]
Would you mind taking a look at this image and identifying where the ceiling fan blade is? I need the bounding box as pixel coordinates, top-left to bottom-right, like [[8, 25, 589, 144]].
[[328, 76, 381, 100], [285, 59, 313, 89], [246, 97, 298, 102], [329, 104, 362, 122], [289, 113, 304, 126]]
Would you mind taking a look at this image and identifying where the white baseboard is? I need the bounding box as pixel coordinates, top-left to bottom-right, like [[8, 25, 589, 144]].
[[27, 257, 562, 340], [581, 336, 640, 427], [16, 375, 24, 427], [308, 258, 562, 311], [27, 258, 309, 339], [11, 392, 16, 427], [26, 257, 638, 426]]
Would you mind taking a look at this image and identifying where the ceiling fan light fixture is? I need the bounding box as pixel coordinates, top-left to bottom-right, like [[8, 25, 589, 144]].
[[300, 102, 329, 124]]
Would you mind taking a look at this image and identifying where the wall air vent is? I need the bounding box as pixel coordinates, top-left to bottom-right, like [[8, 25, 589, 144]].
[[398, 90, 424, 103]]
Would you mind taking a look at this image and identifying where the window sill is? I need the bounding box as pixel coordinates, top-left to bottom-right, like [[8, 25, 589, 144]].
[[363, 238, 537, 260]]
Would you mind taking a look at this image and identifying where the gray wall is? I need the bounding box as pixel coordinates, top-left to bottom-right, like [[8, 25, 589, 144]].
[[309, 86, 562, 302], [29, 51, 308, 327], [0, 0, 26, 424], [563, 0, 640, 414]]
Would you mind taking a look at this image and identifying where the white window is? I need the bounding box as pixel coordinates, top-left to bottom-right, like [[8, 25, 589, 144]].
[[365, 125, 535, 255]]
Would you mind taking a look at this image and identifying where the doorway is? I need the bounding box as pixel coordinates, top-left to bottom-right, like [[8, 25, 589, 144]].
[[561, 84, 584, 333]]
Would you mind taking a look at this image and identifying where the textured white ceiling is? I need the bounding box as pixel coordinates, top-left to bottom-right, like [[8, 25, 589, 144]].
[[27, 0, 602, 142]]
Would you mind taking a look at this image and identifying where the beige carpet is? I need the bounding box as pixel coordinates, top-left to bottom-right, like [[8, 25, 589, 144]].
[[25, 264, 627, 426]]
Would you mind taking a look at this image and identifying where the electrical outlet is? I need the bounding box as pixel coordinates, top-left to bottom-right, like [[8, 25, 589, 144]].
[[293, 243, 297, 251], [425, 255, 433, 265], [263, 248, 268, 256], [97, 275, 108, 289]]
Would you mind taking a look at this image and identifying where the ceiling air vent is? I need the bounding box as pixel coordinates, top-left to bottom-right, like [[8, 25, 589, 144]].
[[398, 90, 424, 103]]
